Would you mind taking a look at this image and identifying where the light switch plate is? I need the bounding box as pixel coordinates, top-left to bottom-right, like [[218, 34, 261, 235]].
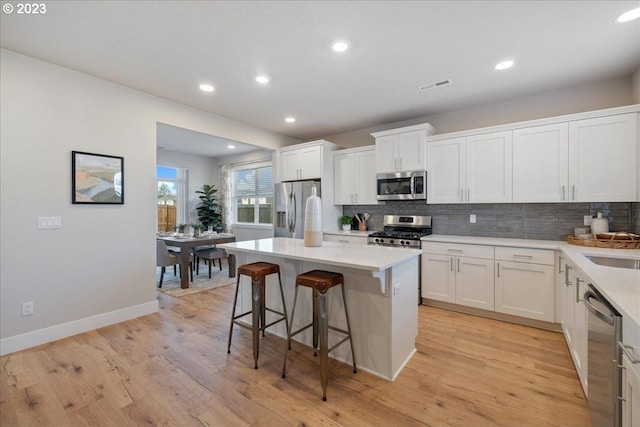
[[37, 216, 62, 229], [470, 214, 476, 224]]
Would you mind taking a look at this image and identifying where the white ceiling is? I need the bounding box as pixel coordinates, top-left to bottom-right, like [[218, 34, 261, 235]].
[[157, 122, 258, 157], [2, 1, 639, 153]]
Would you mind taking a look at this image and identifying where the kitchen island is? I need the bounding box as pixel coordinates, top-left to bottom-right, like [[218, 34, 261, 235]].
[[218, 237, 421, 380]]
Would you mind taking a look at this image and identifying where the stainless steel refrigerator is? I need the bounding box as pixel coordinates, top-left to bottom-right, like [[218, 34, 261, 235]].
[[274, 180, 321, 238]]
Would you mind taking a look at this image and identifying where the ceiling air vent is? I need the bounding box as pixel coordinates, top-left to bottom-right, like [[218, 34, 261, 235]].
[[418, 79, 452, 91]]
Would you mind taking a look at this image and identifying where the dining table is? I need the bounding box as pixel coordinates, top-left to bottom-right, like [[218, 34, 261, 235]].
[[157, 233, 236, 289]]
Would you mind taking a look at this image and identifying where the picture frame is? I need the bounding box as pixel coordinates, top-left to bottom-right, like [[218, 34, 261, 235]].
[[72, 151, 124, 204]]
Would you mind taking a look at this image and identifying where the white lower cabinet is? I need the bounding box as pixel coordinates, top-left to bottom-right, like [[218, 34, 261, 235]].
[[421, 243, 494, 310], [494, 247, 555, 322], [621, 348, 640, 427], [323, 233, 367, 245], [562, 260, 588, 395]]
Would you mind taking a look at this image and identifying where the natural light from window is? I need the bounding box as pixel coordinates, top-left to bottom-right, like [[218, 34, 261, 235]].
[[233, 165, 273, 225]]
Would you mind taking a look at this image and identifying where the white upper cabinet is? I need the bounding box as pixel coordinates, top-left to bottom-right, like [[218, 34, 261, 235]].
[[427, 131, 512, 203], [427, 106, 639, 204], [427, 137, 466, 203], [568, 113, 637, 202], [333, 147, 377, 205], [466, 131, 512, 203], [513, 123, 569, 202], [280, 144, 322, 181], [371, 123, 435, 173]]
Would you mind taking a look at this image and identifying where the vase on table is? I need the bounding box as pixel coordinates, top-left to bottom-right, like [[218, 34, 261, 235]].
[[304, 186, 322, 247]]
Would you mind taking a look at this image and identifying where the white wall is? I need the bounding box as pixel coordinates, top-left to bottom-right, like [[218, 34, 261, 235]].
[[0, 49, 296, 355], [325, 75, 636, 147]]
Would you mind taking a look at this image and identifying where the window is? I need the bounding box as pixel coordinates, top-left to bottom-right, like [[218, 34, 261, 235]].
[[233, 164, 272, 225], [157, 166, 188, 232]]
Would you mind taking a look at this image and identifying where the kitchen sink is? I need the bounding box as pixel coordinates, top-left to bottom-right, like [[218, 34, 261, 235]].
[[585, 255, 640, 270]]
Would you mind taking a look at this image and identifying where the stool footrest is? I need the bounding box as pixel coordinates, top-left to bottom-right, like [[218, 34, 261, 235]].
[[328, 335, 351, 353], [289, 322, 314, 339]]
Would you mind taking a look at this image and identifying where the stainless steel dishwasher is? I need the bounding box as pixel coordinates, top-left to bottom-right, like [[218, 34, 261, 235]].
[[585, 284, 622, 427]]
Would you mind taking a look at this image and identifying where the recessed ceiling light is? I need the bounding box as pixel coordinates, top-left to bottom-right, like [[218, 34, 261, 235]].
[[331, 40, 350, 52], [285, 117, 296, 123], [199, 83, 214, 92], [616, 7, 640, 23], [227, 145, 235, 149], [256, 75, 270, 84], [495, 60, 514, 71]]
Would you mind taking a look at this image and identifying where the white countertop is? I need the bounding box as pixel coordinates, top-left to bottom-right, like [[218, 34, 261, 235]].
[[219, 237, 420, 272], [422, 234, 640, 336]]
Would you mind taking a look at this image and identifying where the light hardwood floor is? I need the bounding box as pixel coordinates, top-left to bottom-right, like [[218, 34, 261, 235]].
[[1, 284, 590, 426]]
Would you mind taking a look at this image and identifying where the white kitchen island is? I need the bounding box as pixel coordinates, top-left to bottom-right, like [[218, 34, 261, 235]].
[[218, 237, 421, 381]]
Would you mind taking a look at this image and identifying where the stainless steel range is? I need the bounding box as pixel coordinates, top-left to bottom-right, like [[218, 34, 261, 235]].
[[368, 215, 432, 248]]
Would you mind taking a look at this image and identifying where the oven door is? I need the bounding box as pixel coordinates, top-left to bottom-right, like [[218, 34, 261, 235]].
[[376, 170, 426, 200]]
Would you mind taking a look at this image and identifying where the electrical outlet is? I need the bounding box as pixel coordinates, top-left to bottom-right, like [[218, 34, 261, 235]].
[[470, 214, 476, 224], [393, 284, 400, 296], [22, 302, 34, 316], [584, 215, 593, 226]]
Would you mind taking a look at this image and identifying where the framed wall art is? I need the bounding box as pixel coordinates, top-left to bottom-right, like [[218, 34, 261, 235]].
[[72, 151, 124, 204]]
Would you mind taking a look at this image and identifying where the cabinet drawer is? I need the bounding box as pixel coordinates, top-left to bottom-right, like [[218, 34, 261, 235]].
[[422, 242, 494, 259], [495, 246, 554, 265], [324, 234, 367, 245]]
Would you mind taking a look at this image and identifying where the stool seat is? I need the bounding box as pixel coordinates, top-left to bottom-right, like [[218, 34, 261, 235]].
[[228, 261, 289, 370], [238, 262, 281, 279], [296, 270, 343, 294]]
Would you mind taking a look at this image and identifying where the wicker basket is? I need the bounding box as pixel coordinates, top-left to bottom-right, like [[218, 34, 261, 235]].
[[567, 232, 640, 249]]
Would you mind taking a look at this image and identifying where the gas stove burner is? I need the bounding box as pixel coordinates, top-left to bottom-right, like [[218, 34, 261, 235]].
[[367, 215, 432, 248]]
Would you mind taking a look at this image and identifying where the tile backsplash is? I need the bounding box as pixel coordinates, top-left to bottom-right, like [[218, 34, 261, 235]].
[[344, 202, 640, 241]]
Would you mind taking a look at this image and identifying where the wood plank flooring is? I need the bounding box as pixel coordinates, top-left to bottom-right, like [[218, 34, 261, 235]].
[[1, 284, 591, 426]]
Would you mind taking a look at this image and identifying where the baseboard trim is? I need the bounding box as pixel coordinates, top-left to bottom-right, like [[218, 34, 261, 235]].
[[422, 299, 562, 332], [0, 300, 159, 356]]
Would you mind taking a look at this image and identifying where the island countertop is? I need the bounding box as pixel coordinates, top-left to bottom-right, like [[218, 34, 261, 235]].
[[218, 237, 420, 272]]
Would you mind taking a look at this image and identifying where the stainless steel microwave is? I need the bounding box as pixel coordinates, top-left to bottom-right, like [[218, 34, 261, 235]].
[[376, 170, 427, 200]]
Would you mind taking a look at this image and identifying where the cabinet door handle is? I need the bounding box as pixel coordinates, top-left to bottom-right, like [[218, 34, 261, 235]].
[[457, 258, 460, 272], [450, 258, 454, 272], [565, 264, 572, 286], [447, 249, 463, 253], [467, 189, 470, 202], [558, 255, 564, 274], [355, 194, 358, 203], [562, 185, 566, 201], [572, 185, 576, 201], [513, 254, 533, 258], [460, 189, 463, 202], [575, 278, 583, 303], [497, 262, 500, 278]]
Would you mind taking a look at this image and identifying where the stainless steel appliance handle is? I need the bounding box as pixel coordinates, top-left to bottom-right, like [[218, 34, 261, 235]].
[[410, 175, 416, 197], [287, 189, 296, 237], [584, 289, 615, 326], [619, 342, 640, 364]]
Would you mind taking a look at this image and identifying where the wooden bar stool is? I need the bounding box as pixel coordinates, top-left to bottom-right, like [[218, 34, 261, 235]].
[[282, 270, 356, 401], [227, 262, 289, 369]]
